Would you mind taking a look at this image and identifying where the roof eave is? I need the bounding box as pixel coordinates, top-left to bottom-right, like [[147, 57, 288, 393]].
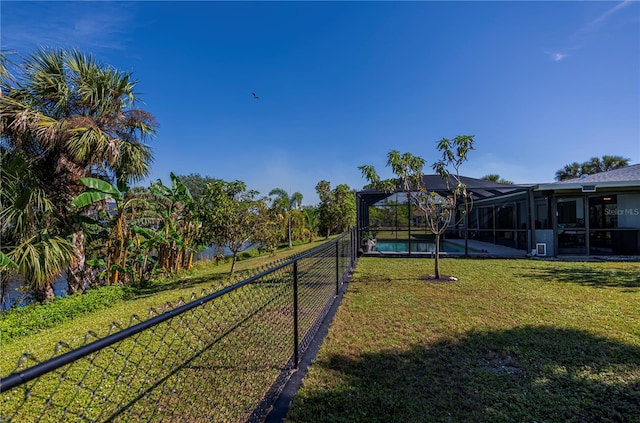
[[536, 180, 640, 192]]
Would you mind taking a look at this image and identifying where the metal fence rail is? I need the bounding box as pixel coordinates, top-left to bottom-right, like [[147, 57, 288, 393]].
[[1, 229, 358, 422]]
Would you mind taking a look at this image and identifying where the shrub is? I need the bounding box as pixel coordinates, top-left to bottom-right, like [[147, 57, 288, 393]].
[[0, 286, 129, 342]]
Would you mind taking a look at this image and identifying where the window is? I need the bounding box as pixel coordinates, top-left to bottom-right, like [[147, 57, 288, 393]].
[[589, 196, 617, 229], [558, 201, 577, 225]]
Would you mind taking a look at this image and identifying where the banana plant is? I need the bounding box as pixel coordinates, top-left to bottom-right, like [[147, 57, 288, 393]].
[[72, 177, 151, 285], [149, 173, 201, 275]]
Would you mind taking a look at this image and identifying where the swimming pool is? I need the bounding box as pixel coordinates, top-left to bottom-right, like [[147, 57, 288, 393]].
[[376, 240, 467, 253]]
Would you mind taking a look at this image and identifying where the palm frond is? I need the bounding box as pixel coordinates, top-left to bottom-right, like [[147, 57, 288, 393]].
[[0, 251, 18, 270], [8, 234, 74, 289], [115, 139, 153, 183]]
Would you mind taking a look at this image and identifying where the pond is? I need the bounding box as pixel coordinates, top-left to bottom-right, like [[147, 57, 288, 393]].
[[1, 274, 69, 310], [1, 243, 258, 309]]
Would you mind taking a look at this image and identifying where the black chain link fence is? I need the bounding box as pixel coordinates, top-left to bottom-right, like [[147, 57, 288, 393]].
[[1, 229, 358, 422]]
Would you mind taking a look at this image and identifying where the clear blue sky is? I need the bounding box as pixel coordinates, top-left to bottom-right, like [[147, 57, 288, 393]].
[[3, 1, 639, 205]]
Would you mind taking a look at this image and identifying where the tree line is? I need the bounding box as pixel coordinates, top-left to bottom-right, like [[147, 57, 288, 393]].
[[555, 156, 630, 181], [0, 48, 355, 305], [480, 154, 631, 185]]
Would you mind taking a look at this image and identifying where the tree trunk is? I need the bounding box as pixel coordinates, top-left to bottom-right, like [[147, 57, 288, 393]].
[[0, 273, 8, 307], [434, 233, 441, 279], [109, 218, 125, 284], [230, 254, 238, 276], [187, 252, 194, 270], [67, 227, 86, 294], [288, 215, 293, 248], [34, 279, 55, 302]]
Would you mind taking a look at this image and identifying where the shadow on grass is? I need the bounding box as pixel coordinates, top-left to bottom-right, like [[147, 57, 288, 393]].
[[289, 326, 640, 422], [516, 265, 640, 289], [129, 272, 231, 298], [125, 241, 331, 299], [128, 260, 271, 298]]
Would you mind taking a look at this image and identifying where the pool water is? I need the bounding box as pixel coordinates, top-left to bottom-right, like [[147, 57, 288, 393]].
[[376, 240, 467, 253]]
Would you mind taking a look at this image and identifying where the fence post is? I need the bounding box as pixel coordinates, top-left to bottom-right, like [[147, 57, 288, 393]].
[[351, 228, 356, 266], [293, 260, 299, 368], [349, 229, 353, 267], [335, 242, 340, 295]]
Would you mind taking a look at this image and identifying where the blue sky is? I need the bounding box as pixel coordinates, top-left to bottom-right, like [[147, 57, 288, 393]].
[[2, 1, 639, 205]]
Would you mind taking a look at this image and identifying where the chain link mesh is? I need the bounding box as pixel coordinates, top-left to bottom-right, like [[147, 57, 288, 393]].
[[1, 230, 357, 422]]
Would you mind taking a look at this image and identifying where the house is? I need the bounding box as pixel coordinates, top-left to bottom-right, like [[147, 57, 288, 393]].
[[535, 164, 640, 256], [356, 165, 640, 257]]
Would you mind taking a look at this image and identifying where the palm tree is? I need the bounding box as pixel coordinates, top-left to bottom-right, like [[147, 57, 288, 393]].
[[585, 155, 630, 173], [0, 50, 12, 97], [0, 152, 75, 301], [269, 188, 303, 248], [302, 206, 319, 242], [602, 155, 629, 171], [481, 174, 513, 184], [0, 48, 156, 295], [555, 156, 630, 181], [555, 162, 583, 181]]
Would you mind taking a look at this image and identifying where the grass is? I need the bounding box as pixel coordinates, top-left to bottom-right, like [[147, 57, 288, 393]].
[[0, 237, 334, 374], [1, 236, 342, 422], [287, 257, 640, 422]]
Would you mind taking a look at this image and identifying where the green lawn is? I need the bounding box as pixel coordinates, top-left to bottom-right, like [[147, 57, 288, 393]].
[[287, 258, 640, 422], [0, 238, 334, 374], [1, 237, 340, 422]]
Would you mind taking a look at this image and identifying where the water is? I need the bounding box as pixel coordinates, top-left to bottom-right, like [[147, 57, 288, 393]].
[[1, 243, 258, 309], [197, 241, 257, 261], [376, 240, 467, 253], [2, 274, 69, 310]]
